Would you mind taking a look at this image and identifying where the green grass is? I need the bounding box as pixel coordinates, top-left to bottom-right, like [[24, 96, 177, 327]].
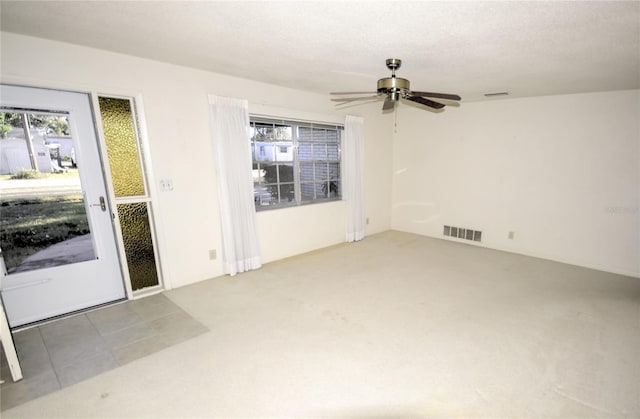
[[0, 169, 80, 181], [0, 195, 90, 270]]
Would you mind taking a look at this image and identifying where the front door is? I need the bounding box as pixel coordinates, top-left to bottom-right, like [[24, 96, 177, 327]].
[[0, 84, 125, 327]]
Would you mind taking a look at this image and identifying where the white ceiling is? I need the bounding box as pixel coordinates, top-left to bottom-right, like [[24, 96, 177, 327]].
[[1, 1, 639, 103]]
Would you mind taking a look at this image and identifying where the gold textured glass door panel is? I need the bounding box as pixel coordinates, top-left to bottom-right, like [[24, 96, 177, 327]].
[[98, 97, 145, 197], [98, 95, 160, 293], [116, 202, 158, 291]]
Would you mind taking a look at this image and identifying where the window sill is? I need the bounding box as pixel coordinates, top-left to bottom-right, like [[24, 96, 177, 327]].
[[255, 197, 343, 213]]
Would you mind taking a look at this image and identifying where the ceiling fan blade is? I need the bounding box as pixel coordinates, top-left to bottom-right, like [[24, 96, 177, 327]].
[[382, 97, 395, 111], [410, 91, 462, 101], [330, 91, 378, 95], [335, 99, 381, 109], [331, 95, 380, 104], [406, 96, 446, 109]]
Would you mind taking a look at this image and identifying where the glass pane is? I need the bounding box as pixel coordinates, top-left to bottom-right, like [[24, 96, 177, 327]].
[[300, 162, 314, 181], [117, 202, 158, 291], [98, 97, 145, 197], [275, 144, 293, 162], [260, 163, 279, 185], [297, 127, 313, 141], [315, 163, 329, 180], [253, 162, 276, 207], [325, 180, 340, 198], [312, 144, 327, 160], [327, 143, 339, 160], [278, 164, 294, 183], [298, 143, 313, 161], [278, 183, 295, 203], [301, 182, 316, 201], [251, 124, 291, 142], [314, 182, 328, 198], [301, 182, 330, 201], [254, 182, 276, 207], [254, 143, 275, 162], [326, 129, 340, 143], [252, 162, 263, 183], [328, 162, 340, 179], [299, 127, 328, 142], [0, 112, 95, 273]]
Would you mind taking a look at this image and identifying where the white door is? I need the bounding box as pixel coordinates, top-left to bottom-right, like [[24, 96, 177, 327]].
[[0, 84, 125, 327]]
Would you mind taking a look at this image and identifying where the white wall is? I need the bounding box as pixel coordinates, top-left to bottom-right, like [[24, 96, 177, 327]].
[[392, 90, 640, 277], [1, 32, 392, 290]]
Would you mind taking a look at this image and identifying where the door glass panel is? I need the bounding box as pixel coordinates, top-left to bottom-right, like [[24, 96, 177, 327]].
[[98, 97, 145, 197], [98, 96, 160, 292], [116, 202, 158, 291], [0, 111, 95, 273]]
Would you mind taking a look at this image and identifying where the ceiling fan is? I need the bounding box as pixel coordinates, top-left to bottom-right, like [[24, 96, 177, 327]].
[[331, 58, 461, 111]]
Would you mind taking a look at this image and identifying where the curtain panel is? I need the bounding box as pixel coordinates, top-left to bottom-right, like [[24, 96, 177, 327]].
[[209, 95, 261, 275], [343, 115, 365, 242]]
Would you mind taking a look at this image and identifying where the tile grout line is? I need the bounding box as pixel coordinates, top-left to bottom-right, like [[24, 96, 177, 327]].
[[84, 311, 129, 368], [36, 324, 62, 391]]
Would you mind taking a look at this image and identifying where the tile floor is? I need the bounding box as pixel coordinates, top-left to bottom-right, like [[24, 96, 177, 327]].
[[0, 293, 208, 411]]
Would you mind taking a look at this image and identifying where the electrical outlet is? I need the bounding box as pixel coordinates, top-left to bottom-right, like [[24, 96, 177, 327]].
[[508, 231, 515, 240], [208, 249, 216, 260], [366, 217, 370, 225]]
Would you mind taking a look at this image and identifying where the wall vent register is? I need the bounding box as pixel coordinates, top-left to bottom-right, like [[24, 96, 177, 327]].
[[443, 225, 482, 242]]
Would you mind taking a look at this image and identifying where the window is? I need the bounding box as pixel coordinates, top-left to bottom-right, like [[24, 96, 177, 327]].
[[250, 117, 343, 210]]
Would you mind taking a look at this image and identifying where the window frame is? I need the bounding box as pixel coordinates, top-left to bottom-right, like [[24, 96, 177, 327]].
[[250, 116, 343, 211]]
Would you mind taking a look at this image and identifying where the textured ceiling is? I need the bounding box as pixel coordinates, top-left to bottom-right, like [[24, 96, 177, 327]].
[[1, 1, 639, 102]]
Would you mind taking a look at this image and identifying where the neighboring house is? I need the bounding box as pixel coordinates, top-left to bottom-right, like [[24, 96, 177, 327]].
[[0, 128, 70, 174], [0, 137, 57, 175], [44, 136, 74, 158], [252, 141, 293, 162]]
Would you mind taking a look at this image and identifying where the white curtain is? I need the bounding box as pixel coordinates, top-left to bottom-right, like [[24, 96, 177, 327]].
[[343, 115, 365, 242], [209, 95, 261, 275]]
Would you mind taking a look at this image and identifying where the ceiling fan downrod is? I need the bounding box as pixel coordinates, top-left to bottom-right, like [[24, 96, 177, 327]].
[[378, 58, 409, 100], [386, 58, 402, 75]]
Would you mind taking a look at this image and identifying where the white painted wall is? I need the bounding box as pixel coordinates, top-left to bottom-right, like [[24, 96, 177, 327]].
[[1, 32, 392, 290], [392, 90, 640, 277], [9, 33, 631, 287]]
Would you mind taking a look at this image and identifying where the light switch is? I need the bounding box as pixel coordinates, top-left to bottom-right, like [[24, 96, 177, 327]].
[[160, 179, 174, 191]]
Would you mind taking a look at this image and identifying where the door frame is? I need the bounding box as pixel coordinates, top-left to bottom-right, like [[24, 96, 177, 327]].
[[0, 76, 169, 308]]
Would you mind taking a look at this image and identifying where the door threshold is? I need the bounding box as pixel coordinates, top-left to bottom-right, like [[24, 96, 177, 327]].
[[11, 298, 128, 332]]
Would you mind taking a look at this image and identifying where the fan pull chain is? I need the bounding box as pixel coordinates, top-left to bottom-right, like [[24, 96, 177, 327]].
[[394, 105, 398, 133]]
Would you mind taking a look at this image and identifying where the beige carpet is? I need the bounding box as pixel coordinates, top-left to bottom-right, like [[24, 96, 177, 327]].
[[3, 230, 639, 417]]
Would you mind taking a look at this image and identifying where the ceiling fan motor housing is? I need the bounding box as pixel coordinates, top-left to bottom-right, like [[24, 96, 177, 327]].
[[377, 77, 410, 99]]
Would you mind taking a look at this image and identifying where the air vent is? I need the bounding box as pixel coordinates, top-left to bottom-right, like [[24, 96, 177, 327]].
[[443, 225, 482, 242]]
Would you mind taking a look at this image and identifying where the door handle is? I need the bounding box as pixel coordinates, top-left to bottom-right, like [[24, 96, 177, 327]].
[[91, 196, 107, 212]]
